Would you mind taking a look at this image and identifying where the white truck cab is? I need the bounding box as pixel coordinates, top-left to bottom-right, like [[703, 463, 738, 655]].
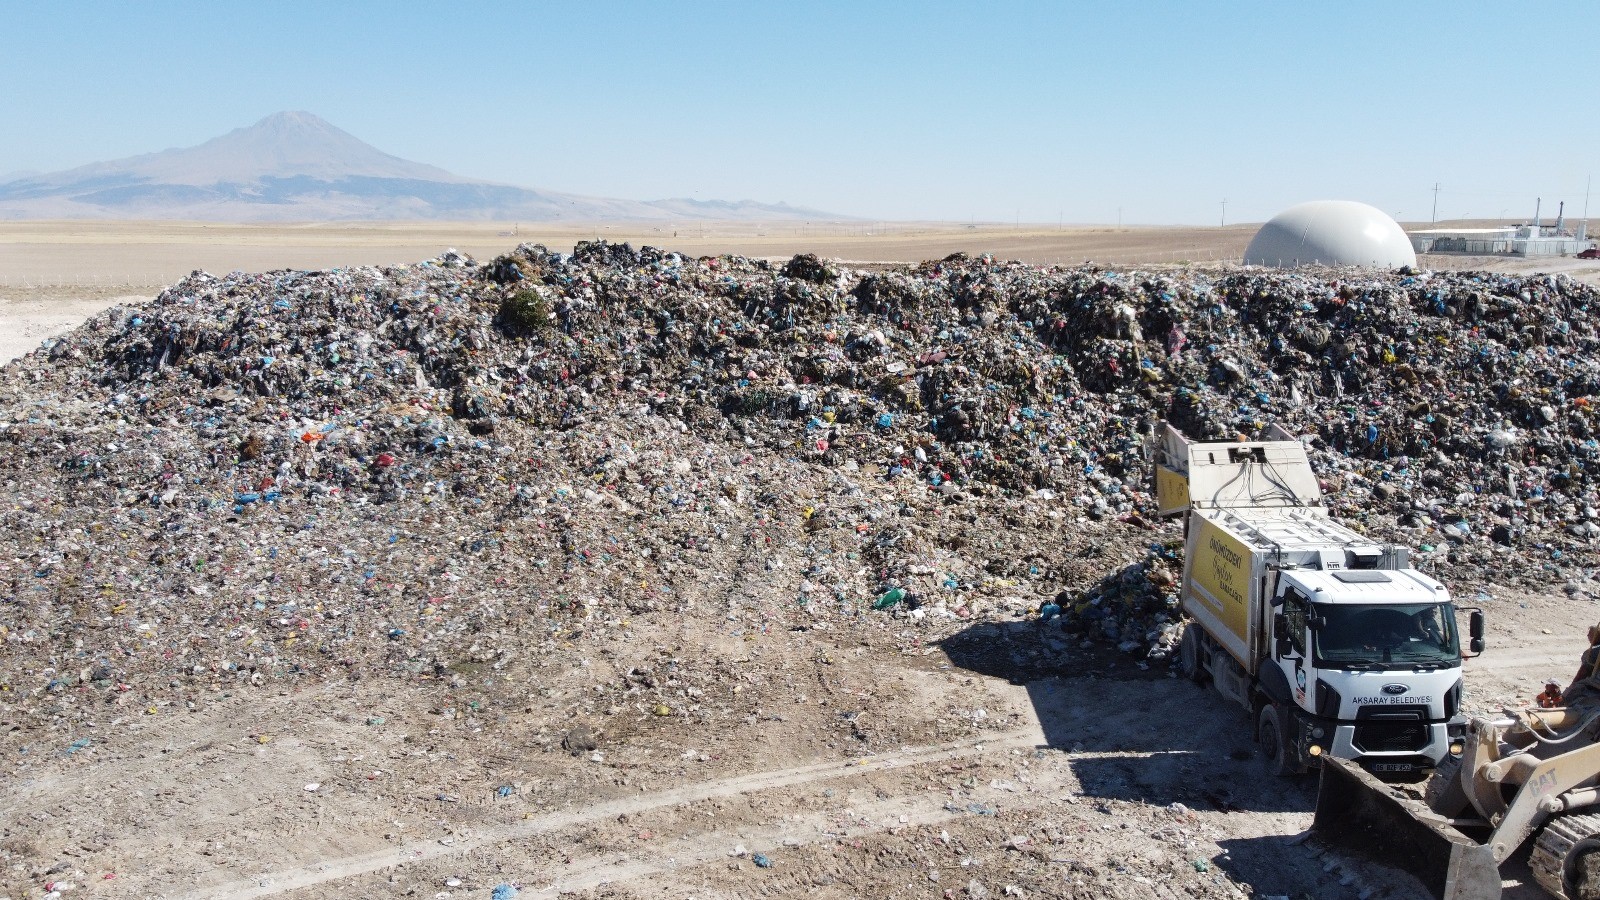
[[1269, 546, 1470, 777]]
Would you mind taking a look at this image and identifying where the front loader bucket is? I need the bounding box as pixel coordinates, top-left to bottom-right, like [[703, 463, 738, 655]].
[[1312, 756, 1502, 900]]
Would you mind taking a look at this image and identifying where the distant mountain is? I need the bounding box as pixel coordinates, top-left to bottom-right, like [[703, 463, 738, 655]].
[[0, 111, 841, 222]]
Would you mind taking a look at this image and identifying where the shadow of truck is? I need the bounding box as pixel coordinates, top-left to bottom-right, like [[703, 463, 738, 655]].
[[939, 619, 1316, 814], [940, 618, 1356, 894]]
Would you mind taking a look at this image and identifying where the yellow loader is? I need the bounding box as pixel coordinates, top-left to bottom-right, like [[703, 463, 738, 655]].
[[1314, 625, 1600, 899]]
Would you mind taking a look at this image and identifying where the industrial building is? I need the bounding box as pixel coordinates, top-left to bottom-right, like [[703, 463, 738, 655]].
[[1408, 200, 1593, 257]]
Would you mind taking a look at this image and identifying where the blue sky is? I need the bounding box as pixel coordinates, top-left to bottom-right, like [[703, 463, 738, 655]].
[[3, 1, 1596, 223]]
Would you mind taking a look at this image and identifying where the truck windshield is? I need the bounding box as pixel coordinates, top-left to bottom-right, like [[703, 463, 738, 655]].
[[1312, 602, 1460, 668]]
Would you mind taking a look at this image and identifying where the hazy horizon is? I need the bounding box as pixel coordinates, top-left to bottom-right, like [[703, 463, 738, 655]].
[[4, 1, 1597, 225]]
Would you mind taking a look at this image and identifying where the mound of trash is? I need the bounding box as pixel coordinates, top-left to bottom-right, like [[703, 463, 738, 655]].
[[3, 243, 1599, 723]]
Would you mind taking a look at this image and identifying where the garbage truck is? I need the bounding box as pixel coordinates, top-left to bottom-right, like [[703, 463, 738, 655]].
[[1151, 422, 1483, 780]]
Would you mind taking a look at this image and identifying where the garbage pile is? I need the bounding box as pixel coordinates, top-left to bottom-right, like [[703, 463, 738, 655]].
[[1045, 543, 1186, 660], [4, 244, 1600, 721]]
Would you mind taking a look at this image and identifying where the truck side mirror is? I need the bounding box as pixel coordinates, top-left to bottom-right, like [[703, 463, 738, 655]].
[[1274, 613, 1293, 658], [1470, 609, 1485, 654]]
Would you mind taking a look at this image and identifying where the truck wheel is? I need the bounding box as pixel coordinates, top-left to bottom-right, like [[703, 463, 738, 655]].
[[1257, 703, 1300, 777], [1179, 623, 1206, 684]]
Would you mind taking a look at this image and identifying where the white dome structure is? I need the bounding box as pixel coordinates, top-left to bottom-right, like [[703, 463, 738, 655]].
[[1244, 200, 1416, 269]]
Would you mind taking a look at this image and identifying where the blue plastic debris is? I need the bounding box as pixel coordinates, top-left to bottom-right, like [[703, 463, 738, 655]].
[[491, 885, 518, 900], [753, 853, 773, 868]]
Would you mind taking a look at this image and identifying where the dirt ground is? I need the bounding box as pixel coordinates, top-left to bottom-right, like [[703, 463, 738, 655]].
[[1, 526, 1589, 900], [3, 221, 1600, 900], [0, 220, 1259, 284], [0, 287, 154, 364]]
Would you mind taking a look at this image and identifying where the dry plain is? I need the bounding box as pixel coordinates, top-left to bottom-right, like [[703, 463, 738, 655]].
[[3, 220, 1600, 899], [4, 219, 1598, 364]]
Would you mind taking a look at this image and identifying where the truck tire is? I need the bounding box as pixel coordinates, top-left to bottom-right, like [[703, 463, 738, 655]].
[[1257, 703, 1301, 777], [1577, 848, 1600, 900], [1179, 622, 1207, 684], [1531, 812, 1600, 899]]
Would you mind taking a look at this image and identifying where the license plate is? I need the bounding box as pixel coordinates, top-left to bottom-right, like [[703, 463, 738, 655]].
[[1371, 763, 1414, 773]]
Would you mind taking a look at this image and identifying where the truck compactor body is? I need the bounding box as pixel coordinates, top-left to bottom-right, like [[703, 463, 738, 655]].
[[1152, 423, 1481, 779]]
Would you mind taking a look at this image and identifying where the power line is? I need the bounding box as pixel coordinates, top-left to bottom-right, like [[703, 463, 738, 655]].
[[1437, 186, 1590, 199]]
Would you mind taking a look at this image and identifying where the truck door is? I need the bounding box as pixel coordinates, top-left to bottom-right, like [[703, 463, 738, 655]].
[[1278, 590, 1311, 708], [1281, 591, 1308, 658]]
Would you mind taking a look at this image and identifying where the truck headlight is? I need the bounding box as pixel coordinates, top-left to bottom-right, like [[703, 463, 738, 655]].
[[1308, 745, 1323, 757], [1449, 742, 1464, 756], [1311, 726, 1325, 739]]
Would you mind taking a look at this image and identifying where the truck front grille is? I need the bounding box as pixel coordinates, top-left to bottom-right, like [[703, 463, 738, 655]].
[[1352, 705, 1429, 753], [1353, 721, 1429, 752]]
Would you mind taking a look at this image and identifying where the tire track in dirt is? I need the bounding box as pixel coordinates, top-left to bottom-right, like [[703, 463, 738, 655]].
[[518, 786, 980, 898], [170, 725, 1055, 899], [481, 748, 1211, 899], [1465, 641, 1587, 673]]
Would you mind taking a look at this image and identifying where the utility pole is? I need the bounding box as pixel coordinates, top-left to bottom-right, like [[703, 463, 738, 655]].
[[1583, 175, 1593, 241], [1220, 199, 1227, 228], [1432, 182, 1441, 223]]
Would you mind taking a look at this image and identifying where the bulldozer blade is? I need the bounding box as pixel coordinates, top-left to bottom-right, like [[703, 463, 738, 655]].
[[1312, 756, 1502, 900]]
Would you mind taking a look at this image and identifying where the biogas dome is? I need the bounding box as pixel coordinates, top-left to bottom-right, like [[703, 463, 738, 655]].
[[1244, 200, 1417, 269]]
